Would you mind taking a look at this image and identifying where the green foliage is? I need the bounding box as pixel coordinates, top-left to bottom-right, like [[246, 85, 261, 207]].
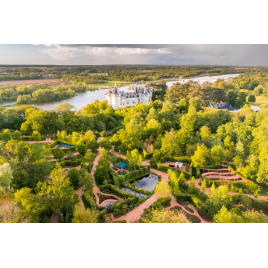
[[68, 168, 80, 188], [248, 95, 256, 103], [82, 190, 97, 211], [53, 147, 65, 160], [32, 131, 41, 141], [77, 143, 87, 155]]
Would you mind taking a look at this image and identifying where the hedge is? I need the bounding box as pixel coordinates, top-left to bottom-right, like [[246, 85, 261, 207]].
[[143, 152, 153, 160], [176, 192, 208, 212], [160, 156, 192, 163], [21, 136, 46, 141], [99, 184, 136, 198], [48, 140, 58, 148], [228, 165, 258, 190], [121, 167, 149, 182], [97, 209, 107, 221], [82, 190, 97, 211], [150, 197, 171, 209], [112, 220, 127, 223], [157, 164, 191, 180]]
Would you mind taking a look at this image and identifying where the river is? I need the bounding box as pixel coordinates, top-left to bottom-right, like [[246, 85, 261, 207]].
[[0, 73, 240, 111]]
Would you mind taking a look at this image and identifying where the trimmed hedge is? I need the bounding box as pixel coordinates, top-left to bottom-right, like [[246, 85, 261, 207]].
[[143, 152, 153, 159], [157, 164, 191, 180], [121, 167, 149, 182], [176, 192, 208, 212], [160, 156, 192, 163], [150, 197, 171, 209], [82, 190, 97, 211], [97, 209, 107, 221], [100, 184, 136, 198], [48, 140, 58, 148]]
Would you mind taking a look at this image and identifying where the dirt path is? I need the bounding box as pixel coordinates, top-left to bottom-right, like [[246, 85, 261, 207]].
[[186, 178, 268, 201], [109, 151, 208, 223], [50, 211, 60, 223]]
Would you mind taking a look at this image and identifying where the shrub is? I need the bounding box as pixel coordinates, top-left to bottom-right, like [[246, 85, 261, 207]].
[[248, 95, 256, 103], [100, 184, 136, 198], [53, 147, 65, 160], [82, 190, 97, 211], [151, 197, 171, 209], [68, 168, 80, 188]]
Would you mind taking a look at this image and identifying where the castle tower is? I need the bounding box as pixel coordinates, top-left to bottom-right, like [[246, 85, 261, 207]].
[[111, 83, 120, 109]]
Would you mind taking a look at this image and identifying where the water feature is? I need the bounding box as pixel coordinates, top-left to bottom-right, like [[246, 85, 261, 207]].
[[0, 73, 241, 110], [135, 174, 159, 192], [101, 200, 117, 207], [120, 188, 147, 199]]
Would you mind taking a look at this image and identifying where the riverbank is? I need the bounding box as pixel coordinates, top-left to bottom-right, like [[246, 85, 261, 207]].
[[0, 73, 241, 110]]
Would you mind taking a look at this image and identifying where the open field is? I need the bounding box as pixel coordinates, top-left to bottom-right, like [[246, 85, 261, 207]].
[[0, 79, 72, 87], [251, 95, 268, 106]]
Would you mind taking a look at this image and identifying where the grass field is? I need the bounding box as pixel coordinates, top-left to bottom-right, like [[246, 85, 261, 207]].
[[252, 95, 268, 106]]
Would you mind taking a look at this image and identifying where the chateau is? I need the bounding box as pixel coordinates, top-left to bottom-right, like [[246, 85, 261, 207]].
[[105, 83, 155, 109]]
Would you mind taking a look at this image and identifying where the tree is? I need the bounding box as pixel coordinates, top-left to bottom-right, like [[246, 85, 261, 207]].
[[178, 172, 186, 186], [77, 144, 87, 156], [213, 206, 243, 223], [248, 95, 256, 103], [155, 180, 171, 198], [223, 135, 234, 151], [86, 137, 98, 151], [68, 168, 80, 189], [200, 126, 211, 140], [189, 177, 195, 189], [0, 198, 29, 223], [14, 187, 49, 223], [72, 203, 98, 223], [189, 97, 201, 112], [32, 130, 41, 141], [53, 147, 65, 160], [254, 190, 259, 198], [191, 144, 210, 168], [85, 149, 96, 164], [149, 158, 157, 168], [201, 178, 207, 192], [78, 171, 93, 192], [13, 130, 21, 140], [94, 157, 111, 185], [56, 115, 65, 130], [210, 145, 224, 166], [139, 208, 187, 223], [99, 138, 112, 151], [206, 185, 229, 212], [2, 129, 11, 142], [0, 163, 13, 193], [160, 129, 182, 156], [37, 163, 78, 213]]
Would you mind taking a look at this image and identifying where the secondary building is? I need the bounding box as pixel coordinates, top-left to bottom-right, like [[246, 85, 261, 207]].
[[105, 83, 155, 109]]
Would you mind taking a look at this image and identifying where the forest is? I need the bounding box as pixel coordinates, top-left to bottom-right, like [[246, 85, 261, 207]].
[[1, 69, 268, 223]]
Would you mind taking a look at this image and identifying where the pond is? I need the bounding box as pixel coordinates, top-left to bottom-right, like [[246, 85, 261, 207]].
[[135, 174, 159, 192], [101, 200, 117, 207], [121, 188, 147, 199]]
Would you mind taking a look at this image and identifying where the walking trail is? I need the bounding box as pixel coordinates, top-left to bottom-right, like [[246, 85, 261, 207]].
[[109, 150, 208, 223]]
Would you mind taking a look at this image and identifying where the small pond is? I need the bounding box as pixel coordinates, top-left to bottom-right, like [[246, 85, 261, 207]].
[[121, 188, 147, 199], [101, 200, 117, 207], [135, 174, 159, 192]]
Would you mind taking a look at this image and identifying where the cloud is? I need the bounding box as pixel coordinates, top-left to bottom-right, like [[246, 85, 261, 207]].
[[33, 44, 268, 65]]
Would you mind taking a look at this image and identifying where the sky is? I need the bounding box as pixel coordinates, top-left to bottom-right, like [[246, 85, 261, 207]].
[[1, 44, 268, 66]]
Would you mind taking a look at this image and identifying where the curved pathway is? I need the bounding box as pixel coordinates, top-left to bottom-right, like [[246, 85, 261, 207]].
[[109, 150, 208, 223], [187, 178, 268, 201]]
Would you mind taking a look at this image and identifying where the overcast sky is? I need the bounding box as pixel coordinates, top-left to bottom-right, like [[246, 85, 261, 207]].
[[0, 44, 268, 66]]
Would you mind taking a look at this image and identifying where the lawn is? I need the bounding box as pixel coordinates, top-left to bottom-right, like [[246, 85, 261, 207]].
[[253, 95, 268, 106]]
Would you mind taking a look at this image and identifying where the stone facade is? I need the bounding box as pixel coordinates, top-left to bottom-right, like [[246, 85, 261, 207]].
[[206, 102, 231, 109], [105, 83, 154, 109]]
